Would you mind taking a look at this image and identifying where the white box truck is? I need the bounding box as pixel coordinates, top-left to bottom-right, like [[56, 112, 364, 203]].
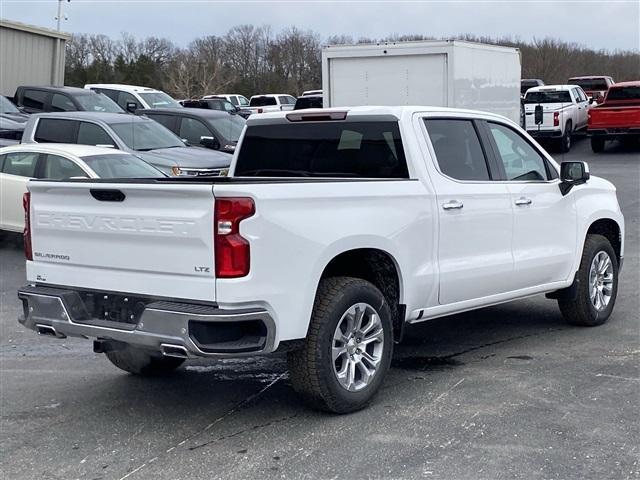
[[322, 40, 522, 123]]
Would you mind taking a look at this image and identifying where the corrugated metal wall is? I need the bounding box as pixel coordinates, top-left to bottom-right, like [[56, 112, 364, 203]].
[[0, 25, 66, 97]]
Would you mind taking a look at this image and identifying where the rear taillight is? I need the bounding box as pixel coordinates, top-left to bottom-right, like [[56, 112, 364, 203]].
[[23, 192, 32, 261], [214, 197, 255, 278], [553, 111, 560, 127]]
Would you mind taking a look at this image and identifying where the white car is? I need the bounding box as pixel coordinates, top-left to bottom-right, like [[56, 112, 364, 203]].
[[84, 84, 181, 112], [523, 85, 591, 152], [0, 144, 163, 232], [204, 93, 250, 108], [247, 94, 297, 114], [18, 106, 624, 413], [301, 89, 322, 96]]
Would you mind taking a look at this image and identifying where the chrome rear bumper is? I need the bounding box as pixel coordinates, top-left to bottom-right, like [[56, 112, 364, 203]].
[[18, 285, 276, 357]]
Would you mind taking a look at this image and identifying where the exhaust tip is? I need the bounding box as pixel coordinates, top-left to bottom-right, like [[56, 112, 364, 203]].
[[36, 324, 66, 339], [160, 343, 189, 359]]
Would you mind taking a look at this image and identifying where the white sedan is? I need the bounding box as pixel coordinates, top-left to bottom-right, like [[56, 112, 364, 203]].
[[0, 144, 164, 233]]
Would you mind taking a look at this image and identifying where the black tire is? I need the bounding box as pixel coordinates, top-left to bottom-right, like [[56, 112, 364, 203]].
[[105, 344, 185, 375], [287, 276, 393, 413], [558, 234, 619, 327], [591, 137, 606, 153], [559, 121, 572, 153]]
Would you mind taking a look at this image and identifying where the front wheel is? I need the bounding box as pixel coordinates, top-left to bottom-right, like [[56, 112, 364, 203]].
[[288, 277, 393, 413], [558, 234, 619, 326], [591, 137, 606, 153]]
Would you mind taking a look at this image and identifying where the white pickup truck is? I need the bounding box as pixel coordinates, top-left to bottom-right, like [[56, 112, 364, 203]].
[[246, 94, 297, 115], [18, 106, 624, 413], [523, 85, 592, 152]]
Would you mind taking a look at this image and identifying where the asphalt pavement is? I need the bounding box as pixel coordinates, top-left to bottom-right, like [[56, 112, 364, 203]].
[[1, 137, 638, 480]]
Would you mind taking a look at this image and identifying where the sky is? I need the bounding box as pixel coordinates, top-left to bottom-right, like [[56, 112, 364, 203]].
[[1, 0, 639, 52]]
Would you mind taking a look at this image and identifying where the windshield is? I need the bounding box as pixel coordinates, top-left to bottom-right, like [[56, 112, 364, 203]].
[[75, 93, 124, 113], [524, 91, 572, 104], [250, 96, 277, 107], [139, 91, 181, 108], [606, 86, 640, 102], [81, 153, 163, 177], [208, 115, 245, 142], [570, 78, 609, 91], [1, 96, 19, 113], [111, 120, 185, 150]]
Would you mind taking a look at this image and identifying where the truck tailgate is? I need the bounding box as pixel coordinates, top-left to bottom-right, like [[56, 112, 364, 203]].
[[589, 106, 640, 129], [27, 181, 216, 302]]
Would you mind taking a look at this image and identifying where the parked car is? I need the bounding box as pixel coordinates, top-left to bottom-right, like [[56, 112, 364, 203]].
[[85, 84, 182, 112], [205, 93, 250, 108], [0, 96, 29, 146], [523, 85, 591, 152], [13, 86, 124, 114], [248, 94, 297, 114], [521, 79, 545, 97], [567, 76, 615, 103], [180, 98, 251, 119], [18, 106, 624, 413], [0, 143, 163, 232], [137, 108, 246, 154], [588, 81, 640, 153], [21, 112, 231, 176], [293, 95, 323, 110], [301, 89, 322, 96]]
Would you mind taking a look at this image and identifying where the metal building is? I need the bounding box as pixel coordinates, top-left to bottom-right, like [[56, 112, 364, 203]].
[[0, 19, 71, 97]]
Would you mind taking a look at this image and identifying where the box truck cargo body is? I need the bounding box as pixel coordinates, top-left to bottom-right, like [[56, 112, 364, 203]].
[[322, 40, 522, 123]]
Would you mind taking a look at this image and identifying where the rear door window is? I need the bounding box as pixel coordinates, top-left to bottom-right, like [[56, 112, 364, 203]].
[[34, 118, 78, 143], [41, 154, 87, 179], [235, 121, 408, 178], [1, 151, 40, 177], [228, 96, 239, 106], [424, 119, 491, 181], [77, 122, 116, 146], [51, 94, 76, 112], [22, 90, 48, 111], [144, 113, 178, 132]]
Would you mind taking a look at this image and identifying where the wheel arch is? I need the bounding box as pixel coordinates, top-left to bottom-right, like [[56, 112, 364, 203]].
[[586, 218, 622, 264], [317, 248, 405, 338]]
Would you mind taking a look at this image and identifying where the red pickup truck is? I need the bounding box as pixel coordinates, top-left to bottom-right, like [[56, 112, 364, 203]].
[[588, 81, 640, 152]]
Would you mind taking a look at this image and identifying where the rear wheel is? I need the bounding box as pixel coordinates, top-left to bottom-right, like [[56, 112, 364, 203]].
[[288, 277, 393, 413], [559, 121, 572, 153], [591, 137, 606, 153], [105, 344, 185, 375], [558, 234, 618, 326]]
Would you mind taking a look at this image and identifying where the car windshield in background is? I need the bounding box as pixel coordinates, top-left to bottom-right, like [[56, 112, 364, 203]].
[[524, 91, 572, 103], [111, 121, 185, 150], [208, 115, 245, 142], [570, 79, 609, 91], [81, 153, 163, 177], [1, 96, 19, 113], [139, 92, 181, 108], [250, 96, 277, 107], [235, 121, 409, 178], [606, 86, 640, 102], [75, 93, 124, 113]]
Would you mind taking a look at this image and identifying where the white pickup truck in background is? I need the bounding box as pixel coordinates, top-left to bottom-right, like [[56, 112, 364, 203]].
[[18, 106, 624, 413], [247, 94, 297, 114], [523, 85, 592, 152]]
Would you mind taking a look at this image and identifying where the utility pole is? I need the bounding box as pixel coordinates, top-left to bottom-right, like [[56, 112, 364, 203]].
[[53, 0, 70, 85]]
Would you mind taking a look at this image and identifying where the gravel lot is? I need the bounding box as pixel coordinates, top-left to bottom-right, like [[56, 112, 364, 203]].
[[1, 137, 638, 480]]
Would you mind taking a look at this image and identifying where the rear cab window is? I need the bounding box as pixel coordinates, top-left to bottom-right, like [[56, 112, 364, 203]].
[[250, 96, 277, 107], [234, 120, 408, 178]]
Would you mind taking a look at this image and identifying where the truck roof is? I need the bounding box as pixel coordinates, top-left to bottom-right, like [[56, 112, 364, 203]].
[[526, 85, 579, 93], [84, 84, 165, 94], [245, 105, 515, 125]]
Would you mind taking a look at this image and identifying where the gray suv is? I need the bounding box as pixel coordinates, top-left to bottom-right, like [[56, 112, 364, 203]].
[[21, 112, 232, 176]]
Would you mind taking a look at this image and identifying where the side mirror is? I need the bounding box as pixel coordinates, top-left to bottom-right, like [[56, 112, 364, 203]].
[[560, 161, 590, 195], [126, 102, 138, 114], [200, 135, 220, 150]]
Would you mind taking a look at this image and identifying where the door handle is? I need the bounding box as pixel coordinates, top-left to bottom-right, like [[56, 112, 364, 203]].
[[515, 197, 532, 206], [442, 200, 464, 210]]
